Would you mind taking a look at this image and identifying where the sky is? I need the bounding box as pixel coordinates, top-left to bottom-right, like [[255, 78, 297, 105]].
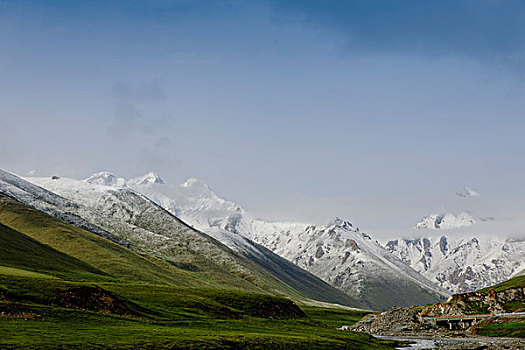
[[1, 0, 525, 237]]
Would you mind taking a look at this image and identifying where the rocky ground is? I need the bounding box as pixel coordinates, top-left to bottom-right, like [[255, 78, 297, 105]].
[[380, 335, 525, 350], [345, 305, 524, 349], [422, 286, 525, 316]]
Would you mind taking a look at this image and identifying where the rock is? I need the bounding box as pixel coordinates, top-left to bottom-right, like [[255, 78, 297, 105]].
[[351, 307, 437, 335]]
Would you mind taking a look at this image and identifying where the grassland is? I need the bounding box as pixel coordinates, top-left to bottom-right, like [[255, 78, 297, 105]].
[[0, 195, 398, 348], [473, 320, 525, 337], [0, 273, 396, 349], [480, 275, 525, 293]]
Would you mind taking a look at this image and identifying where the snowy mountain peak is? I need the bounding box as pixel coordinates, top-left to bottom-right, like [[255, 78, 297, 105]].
[[84, 172, 126, 187], [328, 217, 354, 231], [127, 172, 165, 186], [180, 178, 213, 197], [415, 212, 483, 229], [385, 235, 525, 293], [456, 186, 480, 198]]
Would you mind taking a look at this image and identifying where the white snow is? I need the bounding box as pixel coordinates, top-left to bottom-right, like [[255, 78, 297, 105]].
[[17, 169, 521, 299], [84, 171, 127, 187], [415, 212, 491, 230], [386, 235, 525, 293]]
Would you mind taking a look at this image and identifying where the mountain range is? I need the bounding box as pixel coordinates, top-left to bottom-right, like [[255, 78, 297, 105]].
[[0, 169, 358, 307], [4, 168, 521, 310], [23, 170, 451, 310]]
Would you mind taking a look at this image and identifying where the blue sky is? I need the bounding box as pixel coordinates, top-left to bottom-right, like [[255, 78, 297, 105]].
[[1, 1, 525, 234]]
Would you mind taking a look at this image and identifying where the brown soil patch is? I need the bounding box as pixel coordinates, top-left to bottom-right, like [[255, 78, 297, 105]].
[[59, 285, 138, 316]]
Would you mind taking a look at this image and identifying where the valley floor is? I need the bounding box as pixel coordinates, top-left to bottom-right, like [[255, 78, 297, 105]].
[[0, 274, 397, 349]]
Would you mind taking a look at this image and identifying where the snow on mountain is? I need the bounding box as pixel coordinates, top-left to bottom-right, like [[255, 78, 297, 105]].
[[16, 171, 361, 306], [415, 212, 492, 229], [247, 217, 450, 310], [3, 171, 281, 289], [385, 235, 525, 293], [120, 172, 449, 309], [0, 169, 130, 247], [127, 172, 165, 186], [456, 187, 480, 198], [84, 172, 127, 187]]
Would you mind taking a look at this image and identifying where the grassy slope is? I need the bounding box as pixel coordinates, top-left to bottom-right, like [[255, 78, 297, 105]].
[[104, 190, 313, 299], [480, 275, 525, 293], [0, 222, 108, 280], [0, 194, 208, 286], [474, 320, 525, 337], [0, 193, 399, 348], [442, 275, 525, 337], [0, 274, 396, 349], [473, 274, 525, 337]]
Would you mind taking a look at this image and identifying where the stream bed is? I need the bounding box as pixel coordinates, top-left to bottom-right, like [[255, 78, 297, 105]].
[[377, 335, 525, 349]]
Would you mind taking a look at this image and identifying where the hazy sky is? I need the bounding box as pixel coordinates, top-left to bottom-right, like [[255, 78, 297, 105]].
[[1, 1, 525, 235]]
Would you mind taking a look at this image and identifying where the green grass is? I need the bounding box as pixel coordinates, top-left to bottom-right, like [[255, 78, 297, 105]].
[[0, 222, 108, 281], [0, 310, 394, 349], [0, 266, 58, 279], [480, 275, 525, 293], [0, 193, 397, 348], [0, 195, 219, 287], [300, 306, 372, 329], [0, 274, 397, 349], [474, 320, 525, 337]]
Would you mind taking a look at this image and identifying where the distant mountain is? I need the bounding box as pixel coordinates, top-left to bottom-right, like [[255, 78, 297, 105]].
[[243, 217, 450, 310], [84, 171, 127, 187], [385, 235, 525, 293], [79, 171, 450, 310], [414, 212, 492, 230], [6, 170, 361, 307]]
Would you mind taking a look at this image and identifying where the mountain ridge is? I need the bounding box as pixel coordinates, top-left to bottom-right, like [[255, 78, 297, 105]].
[[0, 169, 363, 307], [63, 170, 451, 310]]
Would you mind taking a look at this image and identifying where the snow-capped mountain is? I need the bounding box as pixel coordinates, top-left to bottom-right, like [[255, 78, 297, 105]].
[[0, 169, 273, 290], [90, 171, 450, 310], [415, 212, 492, 230], [84, 171, 127, 187], [8, 170, 360, 307], [244, 217, 450, 310], [10, 168, 522, 305], [385, 236, 525, 293]]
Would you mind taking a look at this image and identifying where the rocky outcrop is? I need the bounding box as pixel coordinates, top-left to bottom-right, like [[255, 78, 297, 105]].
[[351, 307, 439, 335], [422, 287, 525, 316]]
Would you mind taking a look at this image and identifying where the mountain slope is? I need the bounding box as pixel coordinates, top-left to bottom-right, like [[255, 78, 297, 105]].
[[386, 236, 525, 293], [95, 171, 449, 310], [0, 193, 203, 285], [244, 218, 450, 310], [0, 171, 297, 295], [25, 174, 363, 307], [0, 169, 362, 306], [0, 221, 106, 279], [414, 212, 492, 229]]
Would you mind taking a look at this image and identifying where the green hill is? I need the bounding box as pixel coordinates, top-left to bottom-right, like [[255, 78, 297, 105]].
[[0, 194, 209, 286], [0, 169, 366, 307], [480, 275, 525, 293], [0, 274, 395, 349], [0, 222, 107, 280], [0, 195, 396, 348]]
